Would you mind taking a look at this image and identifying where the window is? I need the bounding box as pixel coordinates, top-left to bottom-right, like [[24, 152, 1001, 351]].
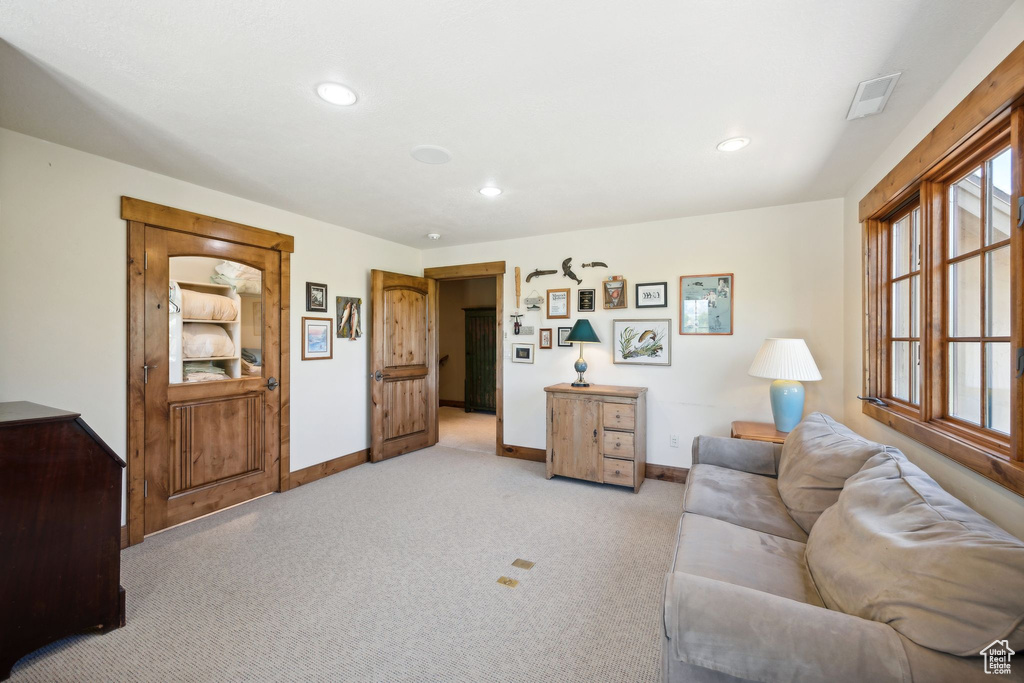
[[863, 94, 1022, 493]]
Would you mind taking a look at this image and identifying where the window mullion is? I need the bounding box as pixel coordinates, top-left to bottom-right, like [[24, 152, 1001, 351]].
[[920, 181, 944, 423]]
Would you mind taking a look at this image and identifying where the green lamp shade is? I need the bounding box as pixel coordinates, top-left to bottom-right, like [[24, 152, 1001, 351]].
[[565, 319, 601, 344]]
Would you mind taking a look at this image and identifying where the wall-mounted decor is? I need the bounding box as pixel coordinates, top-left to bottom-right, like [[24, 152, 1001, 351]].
[[603, 277, 627, 309], [680, 273, 733, 335], [546, 288, 570, 319], [561, 258, 583, 284], [336, 297, 362, 339], [512, 342, 534, 363], [635, 282, 668, 308], [613, 319, 671, 365], [302, 317, 333, 360], [539, 328, 553, 349], [306, 282, 328, 312], [523, 293, 544, 312], [557, 326, 573, 347], [578, 288, 596, 312]]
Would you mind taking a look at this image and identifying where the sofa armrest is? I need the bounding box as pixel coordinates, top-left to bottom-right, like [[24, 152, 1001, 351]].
[[691, 435, 780, 476], [664, 572, 911, 683]]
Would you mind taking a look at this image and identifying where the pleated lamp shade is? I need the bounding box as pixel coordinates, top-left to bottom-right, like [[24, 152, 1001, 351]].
[[748, 338, 822, 382]]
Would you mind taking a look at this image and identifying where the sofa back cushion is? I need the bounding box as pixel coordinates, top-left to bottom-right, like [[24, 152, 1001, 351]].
[[806, 451, 1024, 657], [777, 412, 885, 532]]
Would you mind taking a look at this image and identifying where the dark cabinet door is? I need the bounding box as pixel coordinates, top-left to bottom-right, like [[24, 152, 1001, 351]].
[[465, 308, 496, 412]]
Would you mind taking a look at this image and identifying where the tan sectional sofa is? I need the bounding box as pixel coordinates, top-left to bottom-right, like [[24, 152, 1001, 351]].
[[662, 413, 1024, 682]]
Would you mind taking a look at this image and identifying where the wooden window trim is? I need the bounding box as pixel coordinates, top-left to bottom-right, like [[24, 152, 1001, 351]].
[[861, 42, 1024, 495]]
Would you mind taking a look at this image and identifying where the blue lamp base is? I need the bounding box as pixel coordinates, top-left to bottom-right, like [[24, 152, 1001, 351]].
[[769, 380, 805, 432]]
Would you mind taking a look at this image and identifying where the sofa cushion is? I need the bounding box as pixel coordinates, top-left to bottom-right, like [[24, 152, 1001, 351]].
[[806, 451, 1024, 657], [671, 512, 823, 606], [778, 412, 888, 533], [684, 464, 807, 542]]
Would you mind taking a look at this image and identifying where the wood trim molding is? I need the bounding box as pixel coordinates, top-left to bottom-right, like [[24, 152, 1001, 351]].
[[121, 197, 295, 252], [120, 525, 128, 550], [289, 449, 369, 489], [500, 443, 546, 462], [126, 220, 146, 547], [279, 252, 291, 492], [439, 399, 466, 408], [859, 39, 1024, 221], [424, 261, 506, 279], [645, 463, 689, 484]]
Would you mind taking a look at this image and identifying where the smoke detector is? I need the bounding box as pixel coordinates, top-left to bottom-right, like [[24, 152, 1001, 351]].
[[847, 73, 901, 120]]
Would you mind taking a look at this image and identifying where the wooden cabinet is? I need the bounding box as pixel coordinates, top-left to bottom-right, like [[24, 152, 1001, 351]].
[[544, 384, 647, 493], [0, 402, 126, 680]]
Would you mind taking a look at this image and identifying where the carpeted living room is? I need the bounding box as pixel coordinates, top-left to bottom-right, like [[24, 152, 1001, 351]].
[[3, 2, 1024, 682]]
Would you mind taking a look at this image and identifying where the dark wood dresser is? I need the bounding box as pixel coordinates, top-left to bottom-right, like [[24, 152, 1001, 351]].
[[0, 402, 126, 679]]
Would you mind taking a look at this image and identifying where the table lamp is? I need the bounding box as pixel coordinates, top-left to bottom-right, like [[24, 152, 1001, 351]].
[[565, 319, 601, 387], [748, 338, 821, 432]]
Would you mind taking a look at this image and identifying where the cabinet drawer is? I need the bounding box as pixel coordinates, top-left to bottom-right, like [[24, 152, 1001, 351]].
[[603, 403, 635, 431], [603, 431, 634, 459], [603, 457, 634, 487]]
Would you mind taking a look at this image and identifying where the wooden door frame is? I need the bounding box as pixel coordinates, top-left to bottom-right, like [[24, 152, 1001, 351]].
[[424, 261, 505, 456], [124, 197, 294, 547]]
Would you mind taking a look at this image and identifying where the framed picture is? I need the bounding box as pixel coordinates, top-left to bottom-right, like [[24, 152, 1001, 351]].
[[578, 288, 596, 312], [603, 277, 627, 309], [512, 342, 534, 363], [336, 296, 362, 339], [613, 319, 671, 365], [302, 317, 333, 360], [306, 282, 328, 312], [539, 328, 553, 349], [635, 282, 668, 308], [546, 288, 570, 319], [680, 273, 733, 335], [557, 326, 573, 347]]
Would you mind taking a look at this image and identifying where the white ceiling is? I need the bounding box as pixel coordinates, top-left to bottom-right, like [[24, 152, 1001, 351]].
[[0, 1, 1012, 248]]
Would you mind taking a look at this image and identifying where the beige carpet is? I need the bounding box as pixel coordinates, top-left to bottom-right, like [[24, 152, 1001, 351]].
[[11, 446, 684, 682], [438, 406, 496, 454]]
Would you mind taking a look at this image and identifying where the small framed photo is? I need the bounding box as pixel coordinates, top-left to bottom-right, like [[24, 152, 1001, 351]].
[[302, 317, 333, 360], [306, 282, 328, 312], [680, 273, 733, 335], [547, 288, 570, 319], [557, 326, 573, 347], [613, 319, 671, 366], [578, 288, 596, 312], [512, 342, 534, 363], [539, 328, 553, 349], [603, 277, 627, 309], [635, 282, 668, 308]]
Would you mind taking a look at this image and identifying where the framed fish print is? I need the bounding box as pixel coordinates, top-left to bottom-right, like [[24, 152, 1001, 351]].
[[336, 296, 362, 339], [512, 342, 534, 363], [613, 319, 671, 365], [546, 288, 570, 319], [603, 277, 627, 309], [302, 317, 333, 360], [680, 273, 733, 335], [635, 282, 668, 308]]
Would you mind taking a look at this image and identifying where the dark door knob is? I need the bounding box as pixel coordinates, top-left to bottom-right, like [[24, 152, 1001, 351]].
[[266, 377, 279, 391]]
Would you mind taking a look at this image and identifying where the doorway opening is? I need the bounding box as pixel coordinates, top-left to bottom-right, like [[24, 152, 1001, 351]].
[[424, 262, 504, 456]]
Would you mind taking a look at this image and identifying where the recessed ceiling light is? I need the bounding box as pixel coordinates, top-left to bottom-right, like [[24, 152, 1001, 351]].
[[479, 187, 502, 197], [316, 82, 357, 106], [426, 233, 441, 240], [411, 146, 452, 164], [716, 137, 750, 152]]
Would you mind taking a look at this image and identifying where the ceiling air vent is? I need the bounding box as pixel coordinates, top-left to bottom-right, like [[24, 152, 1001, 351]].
[[846, 72, 901, 120]]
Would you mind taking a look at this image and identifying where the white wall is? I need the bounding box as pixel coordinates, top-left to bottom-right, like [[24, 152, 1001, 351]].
[[841, 0, 1024, 538], [423, 199, 846, 468], [0, 128, 422, 523]]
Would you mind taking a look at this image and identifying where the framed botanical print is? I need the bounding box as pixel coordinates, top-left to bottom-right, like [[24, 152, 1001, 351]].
[[613, 319, 671, 365], [306, 282, 328, 312], [546, 288, 570, 319], [680, 273, 733, 335], [539, 328, 553, 349], [512, 342, 534, 363], [603, 277, 627, 309], [302, 316, 333, 360], [635, 282, 668, 308], [577, 288, 596, 312], [557, 326, 573, 347]]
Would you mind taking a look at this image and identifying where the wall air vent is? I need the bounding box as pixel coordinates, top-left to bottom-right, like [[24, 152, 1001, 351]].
[[846, 72, 901, 120]]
